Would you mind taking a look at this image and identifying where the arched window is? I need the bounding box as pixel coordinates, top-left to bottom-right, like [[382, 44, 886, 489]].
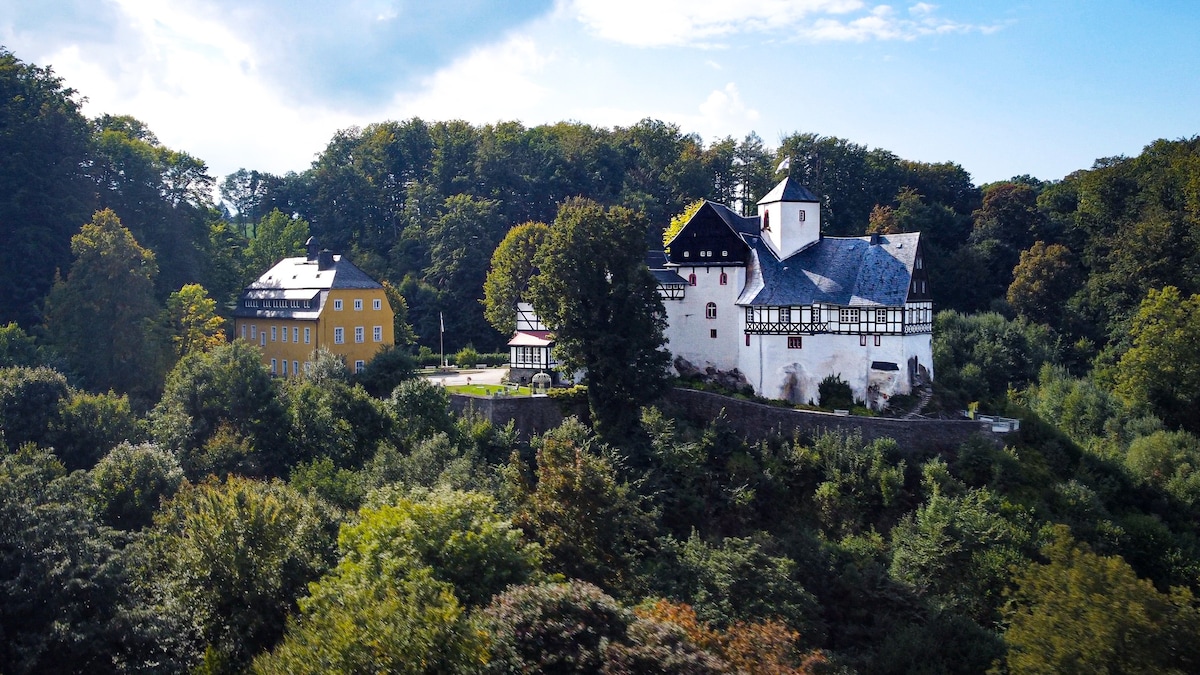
[[706, 302, 717, 319], [719, 272, 728, 285], [761, 211, 771, 232], [689, 274, 697, 286]]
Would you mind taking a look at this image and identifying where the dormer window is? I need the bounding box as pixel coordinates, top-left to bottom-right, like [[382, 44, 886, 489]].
[[683, 251, 690, 258]]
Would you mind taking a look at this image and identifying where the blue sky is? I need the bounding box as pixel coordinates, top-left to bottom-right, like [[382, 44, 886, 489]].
[[3, 1, 1197, 187]]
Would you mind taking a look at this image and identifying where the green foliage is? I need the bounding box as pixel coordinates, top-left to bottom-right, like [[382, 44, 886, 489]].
[[1, 446, 177, 672], [480, 581, 631, 674], [288, 456, 364, 510], [89, 441, 184, 530], [483, 221, 548, 335], [253, 568, 485, 674], [350, 344, 417, 397], [245, 209, 308, 276], [662, 198, 705, 248], [453, 343, 480, 368], [163, 283, 226, 359], [648, 531, 823, 634], [386, 377, 457, 446], [137, 476, 338, 670], [508, 418, 658, 590], [43, 209, 168, 401], [1007, 240, 1080, 325], [1003, 525, 1200, 674], [1125, 430, 1200, 508], [0, 366, 69, 452], [342, 487, 539, 606], [1114, 286, 1200, 431], [817, 374, 853, 409], [381, 279, 418, 346], [802, 431, 909, 537], [933, 310, 1057, 408], [283, 377, 390, 469], [528, 197, 671, 441], [0, 322, 44, 367], [47, 388, 138, 470], [150, 340, 287, 477]]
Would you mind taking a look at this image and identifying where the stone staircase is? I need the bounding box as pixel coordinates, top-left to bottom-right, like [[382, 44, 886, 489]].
[[903, 383, 934, 419]]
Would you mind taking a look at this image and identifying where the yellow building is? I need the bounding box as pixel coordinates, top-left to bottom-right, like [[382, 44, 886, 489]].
[[233, 240, 394, 376]]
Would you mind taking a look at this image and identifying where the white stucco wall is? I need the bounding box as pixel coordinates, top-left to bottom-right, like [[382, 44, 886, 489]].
[[664, 265, 744, 372], [759, 200, 820, 260], [740, 331, 933, 407]]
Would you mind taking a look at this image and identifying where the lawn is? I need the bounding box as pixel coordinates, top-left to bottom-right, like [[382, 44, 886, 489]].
[[445, 383, 533, 397]]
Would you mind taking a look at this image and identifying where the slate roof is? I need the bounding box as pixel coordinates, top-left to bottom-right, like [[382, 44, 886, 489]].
[[757, 176, 819, 204], [235, 254, 382, 319], [646, 250, 688, 284], [737, 232, 921, 307], [246, 255, 382, 291]]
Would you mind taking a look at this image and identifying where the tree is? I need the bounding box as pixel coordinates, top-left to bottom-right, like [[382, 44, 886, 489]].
[[1, 447, 177, 672], [1003, 526, 1200, 674], [381, 280, 417, 346], [245, 209, 309, 276], [0, 366, 69, 452], [483, 221, 548, 335], [89, 441, 184, 530], [1114, 286, 1200, 431], [507, 418, 657, 589], [0, 322, 44, 367], [1007, 241, 1081, 324], [662, 199, 704, 249], [43, 209, 168, 400], [528, 198, 671, 441], [149, 340, 288, 477], [0, 49, 94, 328], [47, 389, 138, 470], [163, 283, 227, 359], [137, 476, 338, 670]]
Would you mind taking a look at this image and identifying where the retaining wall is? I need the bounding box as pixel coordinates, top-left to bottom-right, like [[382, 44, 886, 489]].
[[450, 388, 997, 453]]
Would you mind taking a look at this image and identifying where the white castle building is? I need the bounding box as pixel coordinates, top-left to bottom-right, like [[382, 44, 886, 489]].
[[652, 176, 934, 408]]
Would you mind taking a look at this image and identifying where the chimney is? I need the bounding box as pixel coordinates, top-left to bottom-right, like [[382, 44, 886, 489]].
[[317, 249, 335, 271], [306, 236, 320, 261], [869, 232, 880, 246]]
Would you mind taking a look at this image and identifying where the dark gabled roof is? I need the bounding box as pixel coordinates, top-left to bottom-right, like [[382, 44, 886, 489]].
[[245, 255, 383, 292], [757, 176, 819, 204], [646, 250, 688, 285], [738, 232, 921, 307]]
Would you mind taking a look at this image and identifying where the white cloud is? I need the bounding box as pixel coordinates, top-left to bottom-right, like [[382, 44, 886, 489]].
[[388, 35, 553, 124], [569, 0, 990, 46], [570, 0, 863, 47], [696, 83, 760, 136], [43, 0, 356, 180]]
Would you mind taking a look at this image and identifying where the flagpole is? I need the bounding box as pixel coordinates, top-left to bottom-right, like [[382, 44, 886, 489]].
[[440, 311, 445, 368]]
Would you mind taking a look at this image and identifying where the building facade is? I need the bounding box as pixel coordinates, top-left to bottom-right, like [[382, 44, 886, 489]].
[[233, 240, 395, 376], [657, 176, 934, 408]]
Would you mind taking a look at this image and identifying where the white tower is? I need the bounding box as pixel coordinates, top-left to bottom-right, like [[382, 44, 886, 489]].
[[756, 176, 821, 260]]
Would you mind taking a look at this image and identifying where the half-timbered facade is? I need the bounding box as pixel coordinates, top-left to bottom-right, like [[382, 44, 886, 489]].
[[657, 175, 934, 408]]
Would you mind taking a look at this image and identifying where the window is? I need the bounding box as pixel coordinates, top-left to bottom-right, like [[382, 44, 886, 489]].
[[282, 360, 288, 375], [354, 326, 364, 343], [840, 308, 860, 324], [706, 302, 717, 319], [745, 333, 751, 346], [780, 307, 791, 324], [746, 307, 755, 322], [719, 272, 728, 285], [688, 274, 697, 286], [281, 326, 287, 342], [721, 250, 728, 257], [860, 335, 867, 346], [293, 327, 299, 343], [270, 358, 277, 374], [761, 211, 770, 232], [334, 327, 344, 344], [260, 333, 266, 347], [250, 325, 257, 339], [354, 299, 363, 311], [874, 335, 882, 346], [304, 327, 311, 344], [875, 308, 887, 324], [798, 210, 806, 222], [373, 326, 382, 342], [915, 256, 923, 269], [240, 325, 246, 339], [710, 329, 717, 339], [373, 298, 382, 310], [683, 251, 690, 258], [293, 361, 299, 376], [271, 326, 277, 342], [333, 299, 343, 311], [355, 360, 365, 374], [788, 336, 803, 349]]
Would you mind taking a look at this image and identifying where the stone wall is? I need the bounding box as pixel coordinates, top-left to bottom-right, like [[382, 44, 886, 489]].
[[450, 388, 998, 454]]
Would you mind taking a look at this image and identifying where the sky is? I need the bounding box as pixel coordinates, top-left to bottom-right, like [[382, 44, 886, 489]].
[[3, 0, 1198, 188]]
